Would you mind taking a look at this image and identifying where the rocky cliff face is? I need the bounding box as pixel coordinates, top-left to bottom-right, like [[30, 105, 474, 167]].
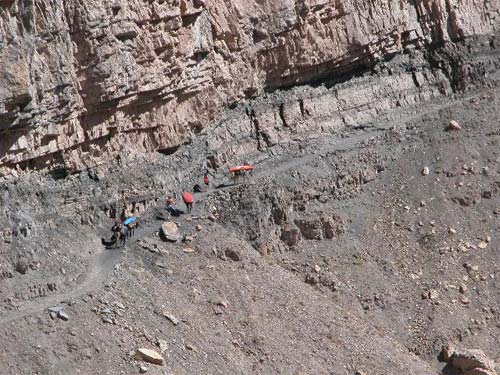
[[0, 0, 499, 172]]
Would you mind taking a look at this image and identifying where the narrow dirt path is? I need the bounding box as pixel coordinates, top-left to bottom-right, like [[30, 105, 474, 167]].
[[0, 218, 159, 325], [1, 87, 490, 325]]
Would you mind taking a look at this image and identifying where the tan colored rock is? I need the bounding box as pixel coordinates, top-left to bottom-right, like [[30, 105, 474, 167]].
[[183, 235, 194, 242], [422, 166, 430, 176], [429, 289, 439, 300], [161, 310, 180, 326], [134, 348, 164, 366], [451, 349, 496, 373], [442, 346, 497, 375], [161, 222, 181, 242], [478, 241, 488, 249], [447, 120, 462, 131], [156, 339, 169, 353]]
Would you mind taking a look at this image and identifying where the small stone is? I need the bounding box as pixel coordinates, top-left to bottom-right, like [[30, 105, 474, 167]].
[[446, 120, 462, 131], [185, 343, 198, 353], [58, 310, 69, 321], [224, 248, 241, 261], [314, 265, 321, 273], [100, 307, 112, 315], [183, 248, 195, 254], [477, 241, 488, 249], [355, 371, 366, 375], [482, 191, 492, 199], [422, 166, 430, 176], [196, 225, 202, 231], [102, 317, 113, 324], [459, 283, 467, 294], [183, 235, 194, 243], [156, 339, 168, 353], [162, 311, 179, 326], [420, 201, 426, 207], [214, 306, 223, 315], [134, 348, 164, 366], [429, 289, 439, 300], [212, 299, 228, 308], [460, 296, 470, 305], [449, 228, 457, 234], [207, 214, 216, 222], [15, 257, 29, 274], [48, 306, 64, 313], [49, 311, 57, 320], [485, 236, 491, 243], [139, 365, 148, 373]]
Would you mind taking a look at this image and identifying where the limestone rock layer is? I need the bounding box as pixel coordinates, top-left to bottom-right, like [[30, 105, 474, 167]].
[[0, 0, 498, 170]]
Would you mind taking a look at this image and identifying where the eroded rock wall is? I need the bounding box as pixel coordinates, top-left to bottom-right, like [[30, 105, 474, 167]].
[[0, 0, 499, 171]]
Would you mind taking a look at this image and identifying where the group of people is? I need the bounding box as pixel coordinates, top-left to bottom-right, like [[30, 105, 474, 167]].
[[164, 170, 212, 217], [109, 165, 214, 248]]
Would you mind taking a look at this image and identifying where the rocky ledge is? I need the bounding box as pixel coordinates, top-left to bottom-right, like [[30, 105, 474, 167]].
[[0, 0, 499, 172]]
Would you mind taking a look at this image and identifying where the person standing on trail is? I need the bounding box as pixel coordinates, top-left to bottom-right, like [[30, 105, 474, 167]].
[[165, 195, 184, 216], [182, 191, 194, 214], [201, 160, 208, 174], [111, 219, 122, 233], [203, 174, 209, 188], [165, 196, 175, 207]]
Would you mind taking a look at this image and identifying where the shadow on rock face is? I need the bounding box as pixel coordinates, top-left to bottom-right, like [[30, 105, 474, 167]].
[[441, 364, 461, 375]]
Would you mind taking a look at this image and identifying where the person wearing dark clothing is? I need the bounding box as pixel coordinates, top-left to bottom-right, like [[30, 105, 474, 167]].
[[165, 196, 184, 216]]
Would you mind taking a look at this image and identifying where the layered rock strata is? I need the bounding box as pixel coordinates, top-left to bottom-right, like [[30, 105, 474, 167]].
[[0, 0, 499, 171]]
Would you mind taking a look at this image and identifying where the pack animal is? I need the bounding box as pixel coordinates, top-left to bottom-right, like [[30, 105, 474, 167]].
[[126, 219, 139, 237], [111, 223, 128, 248]]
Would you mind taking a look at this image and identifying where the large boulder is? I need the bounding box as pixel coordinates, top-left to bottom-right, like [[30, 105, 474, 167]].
[[280, 226, 302, 247], [441, 345, 497, 375], [160, 221, 181, 242], [294, 213, 346, 241], [294, 219, 323, 240], [452, 350, 496, 373]]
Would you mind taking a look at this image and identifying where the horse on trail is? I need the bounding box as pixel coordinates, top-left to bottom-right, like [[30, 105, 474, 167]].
[[111, 224, 128, 248], [125, 219, 139, 237]]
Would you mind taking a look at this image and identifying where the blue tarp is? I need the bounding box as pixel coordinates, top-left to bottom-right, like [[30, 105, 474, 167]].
[[123, 217, 137, 225]]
